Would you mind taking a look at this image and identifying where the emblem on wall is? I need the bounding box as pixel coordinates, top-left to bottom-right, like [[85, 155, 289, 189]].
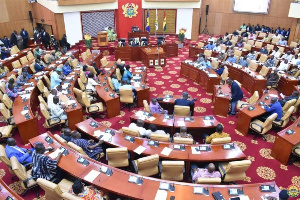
[[122, 3, 138, 18]]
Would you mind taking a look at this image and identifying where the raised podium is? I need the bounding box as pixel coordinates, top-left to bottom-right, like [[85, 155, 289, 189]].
[[97, 31, 108, 46], [141, 47, 166, 68]]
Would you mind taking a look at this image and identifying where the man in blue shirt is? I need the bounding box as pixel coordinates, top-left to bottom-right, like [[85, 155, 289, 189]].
[[111, 74, 120, 92], [51, 68, 62, 89], [262, 97, 282, 121], [260, 46, 268, 55], [216, 64, 225, 76], [238, 55, 249, 67], [226, 54, 237, 63], [227, 79, 243, 115], [5, 138, 33, 166], [205, 41, 215, 50], [247, 50, 256, 60], [201, 57, 211, 69], [62, 62, 72, 76], [122, 65, 133, 84], [34, 59, 45, 72], [196, 54, 205, 63], [174, 92, 197, 116]]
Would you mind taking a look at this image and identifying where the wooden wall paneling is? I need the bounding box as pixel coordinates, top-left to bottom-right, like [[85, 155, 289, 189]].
[[0, 0, 9, 23], [191, 8, 200, 41], [57, 0, 116, 6], [143, 9, 176, 34], [55, 14, 66, 40]]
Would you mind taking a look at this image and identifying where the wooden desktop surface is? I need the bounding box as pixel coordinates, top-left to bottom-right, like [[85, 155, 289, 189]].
[[0, 179, 23, 200], [1, 48, 32, 71]]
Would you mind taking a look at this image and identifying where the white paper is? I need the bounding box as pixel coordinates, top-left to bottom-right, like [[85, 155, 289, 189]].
[[84, 169, 100, 182], [148, 117, 156, 122], [163, 98, 170, 102], [161, 147, 172, 156], [135, 111, 144, 117], [280, 93, 285, 99], [203, 120, 211, 126], [48, 149, 61, 159], [208, 74, 218, 78], [101, 166, 108, 173], [269, 94, 278, 98], [256, 75, 264, 80], [160, 182, 169, 190], [177, 121, 185, 127], [191, 147, 201, 154], [66, 77, 72, 80], [194, 187, 204, 193], [21, 110, 29, 115], [134, 146, 146, 155], [162, 119, 167, 122], [94, 130, 103, 137], [25, 87, 34, 91], [21, 94, 30, 99], [135, 70, 142, 73], [68, 100, 76, 106], [129, 175, 138, 182]]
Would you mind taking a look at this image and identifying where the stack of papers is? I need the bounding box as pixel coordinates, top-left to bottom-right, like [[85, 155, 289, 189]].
[[208, 74, 218, 78], [148, 117, 156, 122], [134, 146, 146, 155], [93, 130, 112, 142], [161, 147, 172, 156], [135, 111, 144, 117], [21, 110, 29, 115], [256, 75, 264, 80], [191, 147, 201, 154], [68, 100, 76, 106], [25, 87, 34, 91], [203, 120, 212, 126], [84, 170, 100, 182], [177, 121, 185, 126], [20, 94, 31, 99], [48, 148, 64, 159], [154, 190, 167, 200]]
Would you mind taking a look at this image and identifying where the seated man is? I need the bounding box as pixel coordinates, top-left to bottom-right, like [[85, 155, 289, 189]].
[[173, 126, 193, 139], [227, 79, 243, 115], [279, 91, 299, 106], [266, 70, 279, 88], [265, 55, 276, 68], [48, 52, 56, 64], [174, 92, 197, 115], [122, 65, 133, 84], [191, 163, 221, 182], [205, 124, 229, 144], [21, 66, 32, 79], [16, 70, 29, 87], [111, 74, 120, 92], [129, 119, 147, 137], [281, 51, 293, 62], [196, 54, 205, 63], [262, 97, 282, 121], [277, 59, 289, 72], [69, 179, 106, 199], [31, 143, 62, 183], [226, 54, 237, 63], [62, 62, 72, 76], [34, 59, 45, 73], [247, 50, 256, 60], [149, 97, 168, 114], [5, 138, 33, 166], [215, 64, 225, 76], [271, 48, 281, 59], [205, 41, 215, 50], [0, 63, 9, 78], [238, 55, 249, 67], [217, 52, 225, 61], [213, 43, 221, 52], [277, 38, 287, 46], [55, 49, 62, 59], [291, 54, 300, 66], [33, 46, 44, 58], [86, 72, 99, 92], [50, 68, 62, 90], [260, 46, 268, 55], [49, 96, 68, 125], [146, 124, 168, 136], [223, 38, 232, 46], [47, 89, 58, 108], [226, 46, 234, 56], [236, 39, 244, 48], [60, 128, 72, 142], [92, 61, 102, 76], [70, 131, 104, 160], [119, 80, 136, 99], [200, 57, 212, 69]]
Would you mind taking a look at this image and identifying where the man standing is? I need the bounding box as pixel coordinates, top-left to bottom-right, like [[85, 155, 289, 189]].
[[5, 138, 33, 166], [61, 34, 70, 50], [227, 79, 243, 115], [10, 31, 17, 46], [41, 30, 50, 50], [175, 92, 197, 115], [20, 28, 29, 48]]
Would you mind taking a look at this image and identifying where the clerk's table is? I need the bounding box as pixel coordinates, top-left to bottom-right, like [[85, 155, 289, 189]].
[[140, 47, 166, 68]]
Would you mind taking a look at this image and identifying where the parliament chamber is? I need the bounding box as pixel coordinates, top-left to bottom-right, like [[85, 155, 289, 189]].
[[0, 0, 299, 199]]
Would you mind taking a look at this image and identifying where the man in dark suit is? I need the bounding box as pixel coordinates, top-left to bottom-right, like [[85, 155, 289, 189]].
[[227, 79, 243, 115], [20, 28, 29, 48], [279, 91, 299, 107], [61, 34, 70, 50], [41, 30, 50, 49], [174, 92, 197, 115], [2, 36, 11, 48], [10, 31, 17, 46]]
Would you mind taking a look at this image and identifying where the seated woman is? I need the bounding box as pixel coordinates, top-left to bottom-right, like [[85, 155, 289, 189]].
[[149, 98, 168, 114], [86, 72, 99, 92], [173, 126, 193, 139], [70, 131, 104, 160], [69, 179, 106, 200], [205, 124, 229, 144], [146, 124, 169, 137], [6, 82, 21, 100]]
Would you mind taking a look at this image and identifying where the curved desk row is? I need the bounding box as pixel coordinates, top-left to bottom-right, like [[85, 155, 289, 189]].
[[0, 179, 23, 200], [81, 53, 102, 69], [1, 48, 32, 71], [29, 132, 279, 200]]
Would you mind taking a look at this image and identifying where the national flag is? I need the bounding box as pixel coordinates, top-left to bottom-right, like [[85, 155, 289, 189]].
[[155, 9, 158, 31], [146, 10, 150, 32], [163, 10, 167, 32]]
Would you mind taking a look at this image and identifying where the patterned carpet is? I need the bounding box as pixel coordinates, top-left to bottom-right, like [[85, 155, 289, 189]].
[[0, 34, 299, 199]]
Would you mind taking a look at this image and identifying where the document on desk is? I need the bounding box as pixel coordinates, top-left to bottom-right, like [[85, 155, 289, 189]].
[[48, 148, 62, 159], [191, 147, 201, 154], [177, 121, 185, 127], [135, 111, 144, 117], [269, 94, 278, 98], [203, 120, 212, 126], [148, 117, 156, 122], [84, 169, 100, 182], [256, 75, 264, 80], [208, 74, 218, 78], [134, 146, 146, 155], [154, 190, 167, 200], [20, 94, 30, 99], [21, 110, 29, 115], [68, 100, 76, 106], [25, 87, 34, 91], [161, 147, 172, 156]]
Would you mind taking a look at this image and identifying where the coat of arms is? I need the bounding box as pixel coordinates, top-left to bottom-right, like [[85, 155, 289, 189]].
[[122, 3, 138, 18]]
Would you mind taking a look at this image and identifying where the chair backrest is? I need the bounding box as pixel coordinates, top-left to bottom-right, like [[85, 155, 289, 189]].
[[20, 56, 29, 65], [224, 160, 251, 182], [38, 95, 49, 111], [231, 35, 238, 42], [122, 127, 140, 137], [119, 88, 134, 103], [150, 133, 170, 142], [136, 154, 159, 176], [271, 37, 280, 44], [197, 42, 205, 48], [116, 68, 122, 81], [259, 66, 269, 77], [88, 65, 97, 75], [249, 60, 258, 72], [220, 44, 227, 51], [290, 41, 298, 48], [43, 75, 51, 89], [81, 92, 91, 107], [37, 80, 45, 93], [211, 59, 219, 70], [12, 60, 21, 69], [259, 54, 268, 63], [10, 46, 19, 55], [0, 103, 11, 119], [80, 71, 87, 84], [40, 103, 51, 120], [196, 177, 222, 184], [0, 145, 13, 173], [278, 106, 294, 127], [54, 134, 67, 144], [230, 40, 236, 46], [211, 137, 232, 144], [86, 49, 92, 57], [30, 62, 36, 73], [10, 156, 28, 189], [258, 32, 266, 38], [294, 70, 300, 78], [61, 192, 84, 200], [234, 80, 242, 88], [77, 78, 86, 91], [108, 77, 115, 91], [243, 44, 252, 51], [247, 40, 254, 45], [73, 88, 84, 105], [278, 46, 285, 53], [0, 82, 5, 93], [106, 147, 129, 167], [27, 52, 35, 62], [173, 137, 193, 144], [234, 50, 242, 57], [174, 105, 190, 116], [267, 44, 274, 52], [161, 161, 185, 181], [293, 97, 300, 113], [44, 54, 51, 64], [248, 91, 259, 104], [221, 67, 229, 81], [204, 50, 212, 57], [254, 41, 263, 48], [81, 52, 88, 61], [143, 100, 150, 112], [71, 59, 79, 68], [101, 57, 108, 66], [262, 113, 278, 132], [282, 99, 297, 113], [3, 94, 13, 109], [67, 142, 88, 156], [0, 90, 3, 100], [37, 178, 63, 200]]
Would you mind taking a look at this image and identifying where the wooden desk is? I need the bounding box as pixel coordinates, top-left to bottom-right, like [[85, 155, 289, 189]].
[[29, 132, 278, 200], [162, 43, 178, 57], [1, 48, 32, 71], [156, 94, 183, 114], [132, 68, 150, 107], [81, 53, 102, 69], [235, 90, 278, 136], [180, 62, 221, 94], [213, 85, 231, 117], [98, 32, 108, 46], [128, 31, 149, 41], [140, 47, 166, 68], [271, 118, 300, 165], [277, 75, 299, 96], [114, 46, 133, 61], [0, 179, 23, 200]]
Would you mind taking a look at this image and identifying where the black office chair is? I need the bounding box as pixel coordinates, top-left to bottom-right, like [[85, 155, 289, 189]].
[[118, 38, 126, 47]]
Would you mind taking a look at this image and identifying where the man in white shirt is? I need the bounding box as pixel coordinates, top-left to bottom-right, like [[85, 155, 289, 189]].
[[129, 119, 147, 137], [291, 54, 299, 66], [49, 96, 68, 125], [277, 59, 290, 72], [86, 72, 99, 92], [146, 124, 169, 137], [281, 51, 293, 62], [213, 43, 221, 52], [277, 38, 287, 46], [271, 48, 281, 59], [48, 89, 58, 108]]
